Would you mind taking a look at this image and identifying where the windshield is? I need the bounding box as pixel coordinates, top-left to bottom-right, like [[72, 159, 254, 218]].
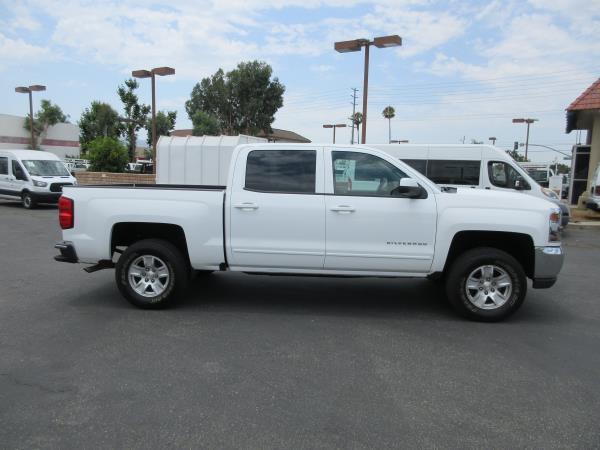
[[22, 159, 70, 176]]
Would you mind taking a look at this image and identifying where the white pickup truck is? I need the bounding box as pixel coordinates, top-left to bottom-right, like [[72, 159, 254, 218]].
[[54, 144, 564, 321]]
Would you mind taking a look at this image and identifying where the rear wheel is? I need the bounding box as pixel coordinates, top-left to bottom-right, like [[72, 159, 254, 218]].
[[445, 247, 526, 322], [115, 239, 189, 309], [22, 192, 36, 209]]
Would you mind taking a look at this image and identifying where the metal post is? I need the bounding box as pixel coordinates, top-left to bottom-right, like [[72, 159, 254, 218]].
[[388, 117, 391, 144], [333, 126, 336, 144], [151, 73, 157, 161], [361, 43, 370, 145], [28, 91, 35, 149], [525, 121, 531, 160], [350, 88, 357, 145]]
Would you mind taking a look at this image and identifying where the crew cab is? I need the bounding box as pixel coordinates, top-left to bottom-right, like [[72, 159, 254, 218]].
[[54, 144, 564, 321]]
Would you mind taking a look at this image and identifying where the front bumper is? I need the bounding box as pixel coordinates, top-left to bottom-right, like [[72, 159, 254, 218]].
[[532, 246, 564, 289], [54, 241, 78, 263], [31, 191, 62, 204]]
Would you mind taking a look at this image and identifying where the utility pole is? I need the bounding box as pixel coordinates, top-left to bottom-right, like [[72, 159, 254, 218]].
[[350, 88, 358, 144]]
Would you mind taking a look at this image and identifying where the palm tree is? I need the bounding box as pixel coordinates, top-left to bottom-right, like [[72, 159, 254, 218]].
[[382, 106, 395, 144], [351, 112, 363, 144]]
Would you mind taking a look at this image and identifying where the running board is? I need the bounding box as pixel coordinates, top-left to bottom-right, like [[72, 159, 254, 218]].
[[83, 260, 115, 273]]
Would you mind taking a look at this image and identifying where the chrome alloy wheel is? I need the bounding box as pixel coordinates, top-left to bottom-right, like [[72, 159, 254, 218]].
[[128, 255, 170, 297], [465, 265, 512, 310]]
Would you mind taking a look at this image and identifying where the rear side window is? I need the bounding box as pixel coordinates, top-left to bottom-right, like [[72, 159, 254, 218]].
[[245, 150, 316, 194], [0, 157, 7, 175], [427, 160, 480, 185]]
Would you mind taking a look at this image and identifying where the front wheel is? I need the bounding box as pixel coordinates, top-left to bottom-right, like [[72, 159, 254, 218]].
[[115, 239, 189, 309], [445, 247, 527, 322], [22, 192, 36, 209]]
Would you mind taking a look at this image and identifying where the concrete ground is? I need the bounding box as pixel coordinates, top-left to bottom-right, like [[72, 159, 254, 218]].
[[1, 197, 599, 449]]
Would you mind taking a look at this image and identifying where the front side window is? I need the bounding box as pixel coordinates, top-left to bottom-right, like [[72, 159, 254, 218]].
[[427, 160, 480, 185], [245, 150, 316, 194], [22, 160, 70, 176], [332, 151, 408, 197], [488, 161, 529, 189], [0, 157, 7, 175]]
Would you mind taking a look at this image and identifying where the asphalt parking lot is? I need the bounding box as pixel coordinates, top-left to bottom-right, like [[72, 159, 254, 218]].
[[1, 197, 599, 449]]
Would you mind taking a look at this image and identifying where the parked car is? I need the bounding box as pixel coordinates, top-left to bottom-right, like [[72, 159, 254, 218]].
[[587, 163, 600, 211], [0, 149, 77, 208], [371, 144, 570, 228], [54, 144, 563, 321]]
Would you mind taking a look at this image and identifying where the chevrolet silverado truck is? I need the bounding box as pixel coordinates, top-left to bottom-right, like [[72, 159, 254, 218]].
[[54, 144, 564, 321]]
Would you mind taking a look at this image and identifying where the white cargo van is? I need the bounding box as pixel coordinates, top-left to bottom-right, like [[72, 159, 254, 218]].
[[0, 149, 77, 208], [587, 163, 600, 211], [372, 144, 569, 228]]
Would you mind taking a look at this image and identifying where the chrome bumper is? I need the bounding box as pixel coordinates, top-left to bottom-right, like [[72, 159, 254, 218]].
[[532, 246, 564, 289]]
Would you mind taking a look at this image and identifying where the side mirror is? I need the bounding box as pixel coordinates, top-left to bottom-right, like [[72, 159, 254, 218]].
[[391, 178, 426, 199], [514, 177, 524, 190]]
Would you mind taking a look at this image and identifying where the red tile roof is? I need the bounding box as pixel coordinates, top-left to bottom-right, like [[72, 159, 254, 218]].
[[567, 78, 600, 111]]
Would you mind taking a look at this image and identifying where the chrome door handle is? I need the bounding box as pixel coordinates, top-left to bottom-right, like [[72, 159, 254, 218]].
[[233, 202, 259, 211], [330, 205, 355, 213]]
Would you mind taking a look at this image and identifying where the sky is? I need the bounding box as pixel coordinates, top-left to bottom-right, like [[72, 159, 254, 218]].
[[1, 0, 599, 163]]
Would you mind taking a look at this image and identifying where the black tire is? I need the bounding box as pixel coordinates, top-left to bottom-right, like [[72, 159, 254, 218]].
[[445, 247, 527, 322], [115, 239, 189, 309], [22, 192, 36, 209]]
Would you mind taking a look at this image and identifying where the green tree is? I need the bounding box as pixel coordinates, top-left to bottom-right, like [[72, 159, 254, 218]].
[[146, 110, 177, 147], [117, 78, 151, 161], [470, 139, 484, 144], [351, 112, 363, 144], [23, 99, 68, 149], [506, 149, 529, 162], [192, 111, 220, 136], [382, 106, 395, 144], [555, 163, 570, 174], [78, 101, 123, 154], [87, 137, 129, 172], [185, 60, 285, 135]]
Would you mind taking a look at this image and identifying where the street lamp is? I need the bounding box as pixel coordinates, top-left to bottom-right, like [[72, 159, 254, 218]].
[[489, 136, 497, 145], [132, 66, 175, 161], [390, 139, 409, 144], [512, 118, 538, 159], [323, 123, 347, 144], [15, 84, 46, 149], [335, 35, 401, 144]]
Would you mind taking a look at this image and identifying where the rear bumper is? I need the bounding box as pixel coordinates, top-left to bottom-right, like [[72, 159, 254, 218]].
[[54, 241, 78, 263], [532, 246, 563, 289]]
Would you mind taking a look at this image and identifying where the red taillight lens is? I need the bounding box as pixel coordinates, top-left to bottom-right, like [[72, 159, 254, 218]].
[[58, 196, 74, 229]]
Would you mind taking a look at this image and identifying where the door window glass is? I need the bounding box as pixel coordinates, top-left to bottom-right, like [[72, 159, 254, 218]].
[[0, 157, 7, 175], [488, 161, 528, 189], [245, 150, 316, 194], [427, 160, 480, 185], [402, 159, 427, 175], [12, 160, 27, 181], [332, 151, 408, 197]]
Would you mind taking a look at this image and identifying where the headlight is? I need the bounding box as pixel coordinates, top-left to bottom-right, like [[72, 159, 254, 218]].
[[549, 208, 561, 242], [542, 187, 559, 199], [32, 180, 47, 187]]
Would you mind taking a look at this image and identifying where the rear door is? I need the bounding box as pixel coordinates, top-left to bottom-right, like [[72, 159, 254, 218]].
[[324, 148, 437, 273], [228, 146, 326, 269]]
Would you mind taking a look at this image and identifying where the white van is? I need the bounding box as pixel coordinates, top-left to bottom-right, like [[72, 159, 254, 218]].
[[587, 163, 600, 211], [373, 144, 569, 227], [0, 149, 77, 209]]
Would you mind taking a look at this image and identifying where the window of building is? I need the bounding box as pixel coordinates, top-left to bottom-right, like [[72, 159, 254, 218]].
[[427, 160, 480, 185], [332, 151, 408, 197], [245, 150, 316, 194]]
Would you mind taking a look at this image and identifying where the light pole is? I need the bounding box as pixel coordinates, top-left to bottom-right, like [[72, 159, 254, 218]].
[[132, 67, 175, 161], [323, 124, 347, 144], [489, 136, 497, 145], [15, 84, 46, 149], [390, 140, 409, 144], [335, 35, 401, 144], [512, 118, 538, 160]]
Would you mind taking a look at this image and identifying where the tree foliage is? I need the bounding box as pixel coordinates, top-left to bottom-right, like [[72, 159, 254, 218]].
[[146, 110, 177, 147], [506, 149, 529, 162], [382, 106, 395, 120], [23, 100, 68, 149], [185, 61, 285, 135], [117, 78, 150, 160], [87, 137, 129, 172], [192, 111, 220, 136], [78, 101, 123, 153]]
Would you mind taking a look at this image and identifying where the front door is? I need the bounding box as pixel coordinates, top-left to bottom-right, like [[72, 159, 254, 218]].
[[10, 159, 28, 193], [325, 149, 437, 273], [228, 147, 325, 270]]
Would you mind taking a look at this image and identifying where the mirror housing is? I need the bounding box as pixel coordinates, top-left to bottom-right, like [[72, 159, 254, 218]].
[[392, 178, 427, 199], [514, 177, 524, 190]]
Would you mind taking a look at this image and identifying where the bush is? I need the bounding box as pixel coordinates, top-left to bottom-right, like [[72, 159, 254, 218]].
[[87, 137, 129, 172]]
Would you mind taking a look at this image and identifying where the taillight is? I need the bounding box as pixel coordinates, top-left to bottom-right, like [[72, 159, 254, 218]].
[[595, 186, 600, 196], [58, 196, 74, 229]]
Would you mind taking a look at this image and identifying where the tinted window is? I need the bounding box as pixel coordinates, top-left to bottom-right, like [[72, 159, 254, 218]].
[[332, 151, 408, 197], [403, 159, 427, 175], [427, 160, 480, 185], [0, 157, 7, 175], [245, 150, 316, 194], [488, 161, 529, 189]]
